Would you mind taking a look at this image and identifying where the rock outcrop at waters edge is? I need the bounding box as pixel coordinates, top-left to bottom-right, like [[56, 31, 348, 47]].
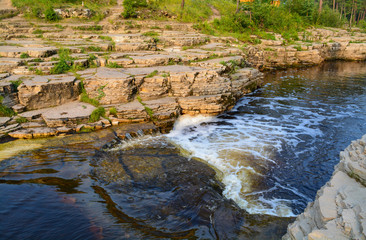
[[247, 28, 366, 70], [283, 134, 366, 240], [1, 12, 366, 139]]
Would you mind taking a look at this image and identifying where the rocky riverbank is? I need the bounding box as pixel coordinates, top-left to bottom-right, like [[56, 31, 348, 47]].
[[0, 9, 366, 140], [283, 134, 366, 240]]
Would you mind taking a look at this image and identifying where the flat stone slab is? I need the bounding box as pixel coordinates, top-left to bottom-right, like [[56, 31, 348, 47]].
[[42, 101, 96, 128], [0, 123, 20, 134], [0, 117, 10, 126], [20, 108, 47, 119], [21, 122, 46, 128], [0, 46, 57, 58], [9, 127, 57, 139], [115, 100, 147, 123], [121, 65, 205, 76]]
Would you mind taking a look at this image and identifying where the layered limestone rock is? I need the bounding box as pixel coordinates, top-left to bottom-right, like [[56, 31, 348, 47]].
[[246, 28, 366, 69], [0, 74, 80, 110], [283, 134, 366, 240]]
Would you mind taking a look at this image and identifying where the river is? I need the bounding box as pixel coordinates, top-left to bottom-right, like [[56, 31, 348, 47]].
[[1, 62, 366, 239]]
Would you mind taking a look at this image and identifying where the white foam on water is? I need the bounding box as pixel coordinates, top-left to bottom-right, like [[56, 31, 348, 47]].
[[107, 74, 365, 218], [163, 81, 357, 217], [165, 114, 298, 217]]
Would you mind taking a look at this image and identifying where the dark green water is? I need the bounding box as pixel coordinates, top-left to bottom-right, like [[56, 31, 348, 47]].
[[1, 62, 366, 239]]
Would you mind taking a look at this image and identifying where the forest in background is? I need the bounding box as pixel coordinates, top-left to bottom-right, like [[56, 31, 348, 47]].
[[10, 0, 366, 43]]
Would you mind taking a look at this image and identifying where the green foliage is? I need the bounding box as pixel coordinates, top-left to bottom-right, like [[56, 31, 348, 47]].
[[316, 6, 343, 28], [35, 69, 44, 75], [106, 62, 123, 68], [32, 29, 44, 34], [10, 80, 23, 91], [142, 31, 159, 37], [73, 25, 103, 31], [50, 59, 71, 74], [136, 95, 155, 121], [145, 70, 158, 78], [20, 53, 30, 58], [87, 46, 102, 52], [109, 107, 117, 117], [80, 92, 100, 106], [12, 0, 114, 21], [89, 107, 105, 122], [0, 96, 15, 117], [99, 35, 113, 41], [293, 45, 303, 51], [16, 116, 28, 124], [45, 7, 59, 22], [32, 58, 43, 62], [77, 77, 100, 107], [0, 10, 19, 20], [50, 48, 72, 74], [165, 25, 173, 30], [55, 24, 64, 29], [96, 84, 107, 100], [122, 0, 147, 19]]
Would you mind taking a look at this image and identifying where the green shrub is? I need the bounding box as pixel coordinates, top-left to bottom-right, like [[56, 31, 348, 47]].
[[145, 70, 158, 78], [0, 96, 15, 117], [106, 62, 122, 68], [89, 107, 106, 122], [109, 107, 117, 117], [35, 69, 44, 75], [16, 116, 28, 124], [78, 79, 100, 107], [50, 59, 71, 74], [32, 29, 43, 34], [122, 0, 147, 19], [50, 48, 72, 74], [20, 53, 30, 58], [87, 46, 102, 52], [165, 25, 173, 30], [45, 7, 59, 22], [316, 6, 343, 28], [10, 79, 23, 91], [142, 31, 159, 37]]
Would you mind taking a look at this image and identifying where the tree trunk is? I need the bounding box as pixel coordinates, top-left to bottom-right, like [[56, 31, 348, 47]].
[[181, 0, 185, 10], [357, 10, 361, 23], [333, 0, 336, 11], [340, 5, 343, 20], [350, 0, 355, 28], [236, 0, 240, 14], [319, 0, 323, 13]]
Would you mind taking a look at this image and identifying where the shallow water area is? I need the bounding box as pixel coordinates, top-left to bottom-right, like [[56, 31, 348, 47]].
[[1, 62, 366, 239]]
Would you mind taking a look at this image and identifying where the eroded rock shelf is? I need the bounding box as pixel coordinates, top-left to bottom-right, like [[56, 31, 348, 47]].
[[284, 134, 366, 240], [1, 13, 366, 140]]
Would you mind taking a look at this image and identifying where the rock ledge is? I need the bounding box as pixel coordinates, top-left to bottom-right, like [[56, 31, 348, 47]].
[[284, 134, 366, 240]]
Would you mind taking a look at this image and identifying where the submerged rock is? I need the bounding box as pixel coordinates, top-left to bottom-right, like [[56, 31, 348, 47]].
[[92, 140, 292, 239], [91, 143, 246, 239]]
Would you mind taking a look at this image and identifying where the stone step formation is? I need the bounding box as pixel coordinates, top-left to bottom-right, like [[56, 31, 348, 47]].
[[0, 16, 263, 139], [1, 9, 366, 140]]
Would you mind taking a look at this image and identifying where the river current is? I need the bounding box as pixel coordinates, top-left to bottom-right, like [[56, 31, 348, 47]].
[[0, 62, 366, 239]]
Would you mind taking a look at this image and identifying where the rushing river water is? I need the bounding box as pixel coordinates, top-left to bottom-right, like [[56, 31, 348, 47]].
[[1, 62, 366, 239]]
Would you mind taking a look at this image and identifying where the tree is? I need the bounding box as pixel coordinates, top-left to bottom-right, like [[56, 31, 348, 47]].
[[181, 0, 185, 10], [319, 0, 323, 12]]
